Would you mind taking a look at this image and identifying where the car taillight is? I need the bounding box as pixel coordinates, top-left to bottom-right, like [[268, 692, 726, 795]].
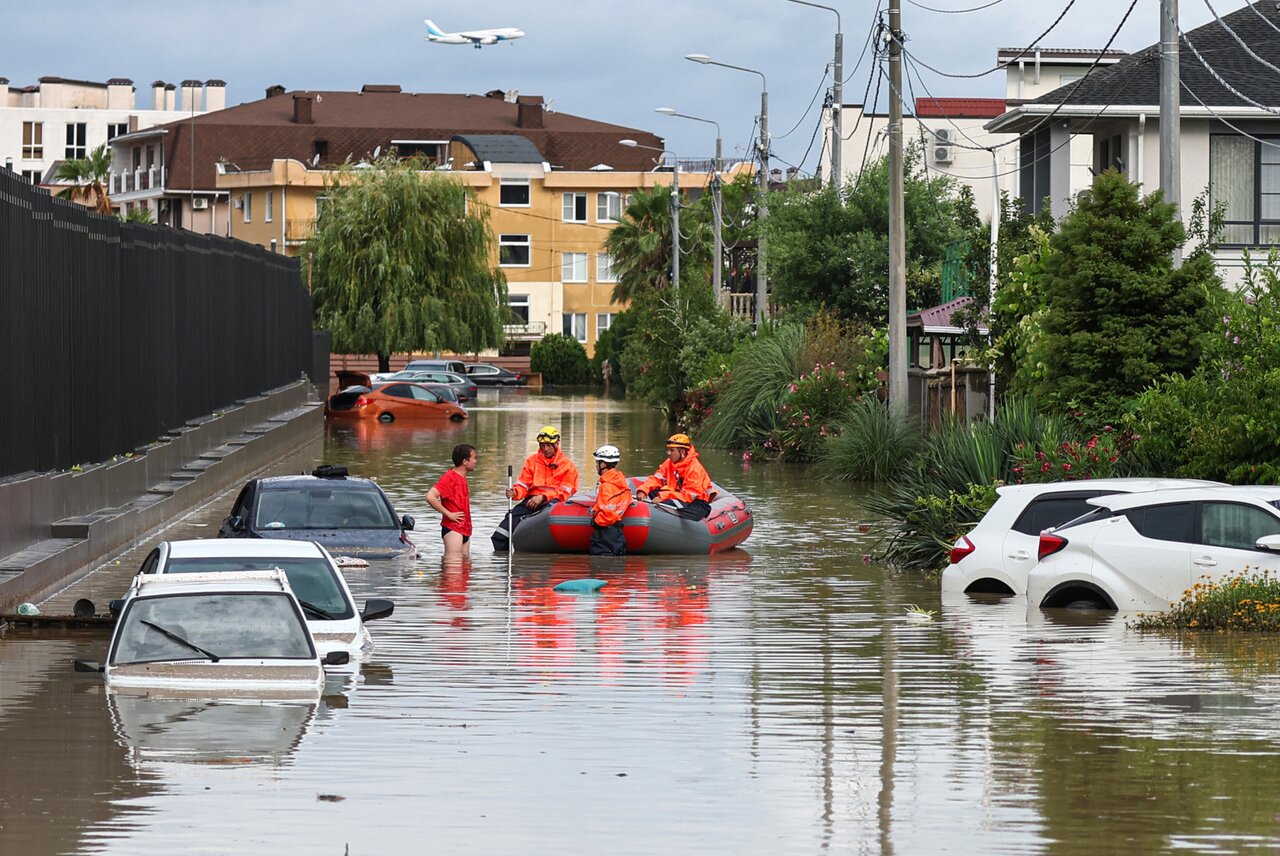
[[1038, 532, 1069, 560], [948, 535, 975, 565]]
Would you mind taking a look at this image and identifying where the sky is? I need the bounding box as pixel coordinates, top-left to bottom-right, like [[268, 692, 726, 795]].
[[3, 0, 1239, 173]]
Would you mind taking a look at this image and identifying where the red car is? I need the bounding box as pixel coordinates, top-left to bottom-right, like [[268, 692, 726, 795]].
[[327, 371, 468, 423]]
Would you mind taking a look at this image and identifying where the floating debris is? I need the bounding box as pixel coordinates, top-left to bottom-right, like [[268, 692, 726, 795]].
[[903, 604, 936, 621]]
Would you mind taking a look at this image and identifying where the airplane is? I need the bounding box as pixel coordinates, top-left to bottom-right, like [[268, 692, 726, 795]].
[[423, 19, 524, 48]]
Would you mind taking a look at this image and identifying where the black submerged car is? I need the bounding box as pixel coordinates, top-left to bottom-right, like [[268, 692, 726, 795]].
[[218, 465, 415, 558]]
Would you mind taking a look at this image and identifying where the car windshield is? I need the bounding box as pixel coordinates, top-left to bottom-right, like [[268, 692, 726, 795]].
[[111, 593, 314, 664], [255, 486, 397, 530], [165, 558, 354, 619]]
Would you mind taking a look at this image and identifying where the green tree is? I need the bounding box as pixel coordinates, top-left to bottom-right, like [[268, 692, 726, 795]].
[[119, 207, 154, 224], [56, 143, 113, 215], [305, 157, 506, 373], [1024, 171, 1216, 424], [531, 333, 590, 385]]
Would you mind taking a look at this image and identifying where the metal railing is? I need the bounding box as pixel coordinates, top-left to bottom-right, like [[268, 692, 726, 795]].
[[110, 166, 166, 196], [503, 322, 547, 340], [286, 219, 316, 243]]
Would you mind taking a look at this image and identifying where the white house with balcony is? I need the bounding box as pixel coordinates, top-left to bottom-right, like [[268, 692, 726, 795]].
[[0, 76, 217, 202]]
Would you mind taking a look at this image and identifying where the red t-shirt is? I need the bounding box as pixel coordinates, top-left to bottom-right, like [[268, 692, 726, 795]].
[[432, 468, 471, 536]]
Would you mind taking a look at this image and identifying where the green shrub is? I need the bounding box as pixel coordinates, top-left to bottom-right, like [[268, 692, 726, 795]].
[[812, 398, 923, 483], [772, 363, 864, 461], [700, 324, 808, 449], [531, 333, 590, 385], [1010, 427, 1136, 483], [1131, 570, 1280, 631]]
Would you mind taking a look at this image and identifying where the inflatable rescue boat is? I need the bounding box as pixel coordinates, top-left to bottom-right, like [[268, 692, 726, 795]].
[[509, 480, 752, 555]]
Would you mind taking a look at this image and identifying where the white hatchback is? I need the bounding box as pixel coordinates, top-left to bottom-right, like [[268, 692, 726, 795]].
[[941, 478, 1223, 596], [1028, 485, 1280, 611]]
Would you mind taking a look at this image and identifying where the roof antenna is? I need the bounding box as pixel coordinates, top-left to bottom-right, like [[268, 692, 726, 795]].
[[311, 153, 320, 166], [372, 145, 381, 159]]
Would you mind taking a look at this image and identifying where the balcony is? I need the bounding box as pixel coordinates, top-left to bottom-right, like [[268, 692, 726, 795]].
[[109, 166, 166, 196], [503, 322, 547, 341], [722, 290, 754, 322], [286, 219, 316, 244]]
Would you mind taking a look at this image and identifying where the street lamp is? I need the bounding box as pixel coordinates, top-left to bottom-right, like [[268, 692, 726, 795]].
[[655, 107, 724, 298], [685, 53, 769, 329], [787, 0, 842, 192], [620, 138, 681, 288]]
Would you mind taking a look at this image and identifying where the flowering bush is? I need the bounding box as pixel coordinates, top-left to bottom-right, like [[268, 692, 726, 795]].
[[678, 374, 726, 434], [1131, 570, 1280, 632], [1010, 426, 1137, 483], [771, 362, 862, 461]]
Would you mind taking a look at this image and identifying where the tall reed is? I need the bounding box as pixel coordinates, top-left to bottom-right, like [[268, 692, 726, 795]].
[[700, 324, 807, 449], [812, 398, 923, 483]]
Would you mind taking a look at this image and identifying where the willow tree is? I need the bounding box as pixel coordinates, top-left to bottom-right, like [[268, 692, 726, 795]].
[[306, 157, 507, 373]]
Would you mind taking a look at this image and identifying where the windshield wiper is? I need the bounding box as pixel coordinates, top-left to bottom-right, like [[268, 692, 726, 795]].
[[140, 620, 221, 662], [297, 599, 338, 620]]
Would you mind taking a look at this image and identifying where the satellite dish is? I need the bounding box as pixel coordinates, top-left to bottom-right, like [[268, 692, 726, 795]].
[[372, 146, 382, 159], [310, 153, 320, 166]]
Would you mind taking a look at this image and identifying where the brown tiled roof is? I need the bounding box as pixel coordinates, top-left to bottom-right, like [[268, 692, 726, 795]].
[[151, 89, 666, 190], [914, 98, 1006, 119]]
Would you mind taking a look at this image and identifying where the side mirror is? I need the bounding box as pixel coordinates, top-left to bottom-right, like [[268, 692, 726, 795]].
[[73, 659, 104, 673], [108, 599, 125, 617], [361, 598, 395, 622], [401, 514, 415, 531], [226, 515, 246, 533], [1257, 534, 1280, 551], [322, 650, 351, 666]]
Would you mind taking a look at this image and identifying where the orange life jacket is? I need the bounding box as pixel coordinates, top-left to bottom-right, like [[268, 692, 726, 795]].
[[511, 448, 579, 503], [638, 446, 714, 504], [592, 467, 632, 527]]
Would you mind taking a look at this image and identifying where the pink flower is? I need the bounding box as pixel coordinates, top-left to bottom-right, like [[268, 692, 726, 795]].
[[1062, 463, 1072, 471], [742, 451, 752, 462]]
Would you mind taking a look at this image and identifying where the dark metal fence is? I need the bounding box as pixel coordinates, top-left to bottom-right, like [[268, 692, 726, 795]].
[[0, 169, 313, 480]]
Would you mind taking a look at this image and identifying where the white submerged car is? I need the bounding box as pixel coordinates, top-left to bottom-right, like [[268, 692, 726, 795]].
[[77, 570, 348, 692], [941, 478, 1223, 596], [141, 539, 394, 659], [1028, 485, 1280, 611]]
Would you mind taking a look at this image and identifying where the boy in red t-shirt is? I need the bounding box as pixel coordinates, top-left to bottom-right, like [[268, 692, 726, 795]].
[[427, 444, 477, 559]]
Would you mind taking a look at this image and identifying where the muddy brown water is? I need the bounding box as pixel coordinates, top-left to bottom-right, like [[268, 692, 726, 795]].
[[5, 389, 1280, 854]]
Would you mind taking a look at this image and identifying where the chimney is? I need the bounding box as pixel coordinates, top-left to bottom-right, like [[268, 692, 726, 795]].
[[293, 93, 314, 124], [204, 79, 226, 112], [180, 79, 202, 112], [107, 78, 133, 110], [516, 95, 543, 129], [265, 84, 286, 98], [164, 83, 176, 111], [152, 80, 165, 110]]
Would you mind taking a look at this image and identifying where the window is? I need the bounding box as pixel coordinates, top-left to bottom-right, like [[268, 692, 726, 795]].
[[20, 170, 41, 185], [563, 312, 588, 342], [1059, 73, 1084, 86], [21, 122, 42, 159], [315, 195, 330, 221], [1201, 503, 1280, 550], [499, 234, 531, 267], [596, 191, 622, 222], [596, 313, 615, 340], [508, 294, 530, 324], [596, 253, 617, 283], [243, 192, 252, 223], [1019, 128, 1051, 216], [265, 191, 274, 223], [106, 123, 129, 141], [1209, 134, 1280, 246], [561, 252, 588, 282], [500, 181, 531, 206], [1125, 503, 1195, 543], [1011, 492, 1113, 536], [391, 140, 447, 165], [562, 192, 587, 222], [314, 139, 329, 161], [65, 122, 87, 159]]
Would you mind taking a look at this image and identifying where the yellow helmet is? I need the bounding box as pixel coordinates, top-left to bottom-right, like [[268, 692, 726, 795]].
[[665, 433, 693, 449], [535, 426, 561, 443]]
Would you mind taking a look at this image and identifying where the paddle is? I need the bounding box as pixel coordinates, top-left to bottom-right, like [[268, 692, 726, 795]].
[[506, 464, 514, 559]]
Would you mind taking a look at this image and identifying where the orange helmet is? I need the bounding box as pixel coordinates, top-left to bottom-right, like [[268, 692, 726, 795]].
[[665, 433, 693, 449]]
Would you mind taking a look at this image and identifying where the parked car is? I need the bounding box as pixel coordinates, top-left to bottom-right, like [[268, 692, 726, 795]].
[[403, 358, 468, 375], [1027, 485, 1280, 611], [465, 363, 526, 386], [218, 465, 417, 558], [327, 372, 468, 423], [75, 569, 345, 692], [144, 538, 394, 658], [392, 370, 478, 402], [941, 478, 1223, 596]]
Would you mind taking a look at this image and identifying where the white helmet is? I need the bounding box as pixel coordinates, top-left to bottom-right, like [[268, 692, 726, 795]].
[[593, 444, 621, 463]]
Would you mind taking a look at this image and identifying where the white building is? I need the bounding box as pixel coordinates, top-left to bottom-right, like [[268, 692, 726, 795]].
[[0, 76, 221, 195]]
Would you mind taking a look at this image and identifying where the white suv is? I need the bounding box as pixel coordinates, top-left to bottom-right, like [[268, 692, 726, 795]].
[[1028, 485, 1280, 611], [941, 478, 1222, 596]]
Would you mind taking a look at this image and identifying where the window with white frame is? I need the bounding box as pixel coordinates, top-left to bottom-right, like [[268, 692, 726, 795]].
[[563, 312, 588, 342], [22, 122, 43, 159], [596, 191, 622, 222], [595, 313, 616, 340], [562, 192, 588, 222], [243, 192, 252, 223], [561, 252, 588, 282], [65, 123, 87, 159], [106, 123, 129, 141], [20, 170, 41, 185], [499, 234, 531, 266], [265, 191, 274, 223], [596, 253, 617, 282], [500, 181, 531, 206], [507, 294, 530, 324], [1210, 134, 1280, 246]]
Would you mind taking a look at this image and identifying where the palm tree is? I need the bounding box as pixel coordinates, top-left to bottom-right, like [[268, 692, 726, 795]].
[[604, 185, 675, 305], [56, 143, 113, 215], [119, 206, 154, 224]]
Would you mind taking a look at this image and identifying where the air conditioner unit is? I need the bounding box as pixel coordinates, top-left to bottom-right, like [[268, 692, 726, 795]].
[[191, 197, 209, 210], [933, 128, 954, 164]]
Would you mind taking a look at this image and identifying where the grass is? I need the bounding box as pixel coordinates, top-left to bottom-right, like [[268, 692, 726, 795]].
[[1131, 570, 1280, 631]]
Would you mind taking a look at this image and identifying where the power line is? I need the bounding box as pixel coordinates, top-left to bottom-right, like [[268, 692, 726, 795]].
[[902, 0, 1078, 79], [1201, 0, 1280, 80], [844, 1, 886, 84], [906, 0, 1004, 13], [1180, 75, 1280, 150], [775, 67, 831, 140]]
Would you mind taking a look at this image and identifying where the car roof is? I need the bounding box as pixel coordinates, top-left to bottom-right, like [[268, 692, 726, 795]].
[[1090, 485, 1280, 511], [132, 569, 293, 596], [255, 475, 380, 490], [164, 539, 326, 559], [994, 478, 1223, 498]]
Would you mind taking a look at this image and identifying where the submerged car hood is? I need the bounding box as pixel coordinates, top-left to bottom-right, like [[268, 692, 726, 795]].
[[253, 527, 411, 558]]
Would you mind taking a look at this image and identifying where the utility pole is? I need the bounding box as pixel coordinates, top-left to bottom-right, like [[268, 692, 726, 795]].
[[671, 158, 681, 288], [833, 30, 843, 193], [757, 89, 770, 329], [1160, 0, 1182, 266], [887, 0, 908, 413], [988, 150, 1000, 422], [713, 136, 723, 296]]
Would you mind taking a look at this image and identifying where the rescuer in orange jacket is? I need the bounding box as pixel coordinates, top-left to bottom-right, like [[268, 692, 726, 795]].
[[635, 433, 716, 521], [590, 444, 632, 556], [491, 426, 580, 550]]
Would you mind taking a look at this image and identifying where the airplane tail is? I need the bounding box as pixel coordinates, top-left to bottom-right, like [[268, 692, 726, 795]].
[[423, 19, 447, 37]]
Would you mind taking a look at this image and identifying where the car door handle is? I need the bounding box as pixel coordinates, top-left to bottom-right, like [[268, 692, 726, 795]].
[[1193, 556, 1218, 567], [1008, 550, 1030, 560]]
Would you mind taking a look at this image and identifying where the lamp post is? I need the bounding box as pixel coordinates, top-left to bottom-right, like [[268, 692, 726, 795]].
[[686, 53, 769, 329], [620, 139, 680, 288], [656, 107, 724, 298], [787, 0, 842, 192]]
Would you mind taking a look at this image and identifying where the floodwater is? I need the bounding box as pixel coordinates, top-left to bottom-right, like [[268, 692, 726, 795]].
[[6, 390, 1280, 854]]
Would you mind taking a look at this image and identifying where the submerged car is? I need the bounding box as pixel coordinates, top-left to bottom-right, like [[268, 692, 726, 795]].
[[218, 466, 416, 558], [465, 363, 526, 386], [1028, 485, 1280, 611], [941, 478, 1223, 596], [143, 538, 394, 657], [327, 371, 468, 422], [76, 570, 345, 692], [386, 370, 478, 403]]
